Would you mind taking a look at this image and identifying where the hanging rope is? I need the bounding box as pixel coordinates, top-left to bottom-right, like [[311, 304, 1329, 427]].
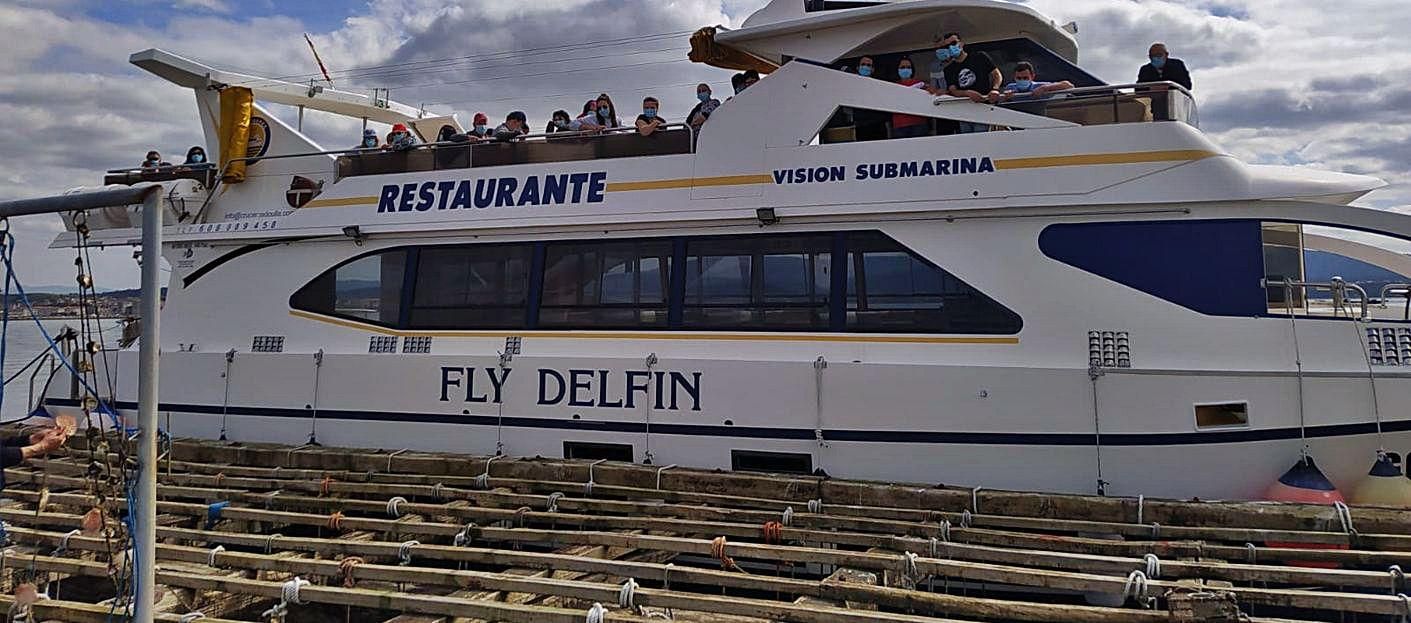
[[262, 577, 309, 620], [585, 602, 607, 623], [326, 512, 345, 532], [1391, 565, 1406, 595], [547, 492, 564, 513], [1283, 279, 1310, 457], [1142, 553, 1162, 579], [207, 546, 225, 568], [454, 523, 477, 547], [386, 496, 408, 518], [618, 577, 639, 610], [398, 540, 419, 566], [584, 458, 606, 497], [319, 475, 334, 497], [762, 521, 783, 544], [52, 529, 80, 556], [710, 536, 745, 573], [1122, 570, 1155, 609], [806, 499, 822, 514], [179, 613, 206, 623], [339, 557, 364, 587], [655, 464, 676, 490], [781, 506, 794, 527], [204, 501, 230, 530]]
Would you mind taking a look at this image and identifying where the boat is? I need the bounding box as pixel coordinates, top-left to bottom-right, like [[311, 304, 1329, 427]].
[[37, 0, 1411, 501]]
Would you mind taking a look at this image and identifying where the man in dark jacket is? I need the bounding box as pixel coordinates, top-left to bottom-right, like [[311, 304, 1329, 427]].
[[1137, 43, 1192, 90]]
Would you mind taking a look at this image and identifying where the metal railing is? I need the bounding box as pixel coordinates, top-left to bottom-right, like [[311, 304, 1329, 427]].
[[1379, 283, 1411, 320], [1266, 277, 1371, 321], [979, 81, 1198, 128]]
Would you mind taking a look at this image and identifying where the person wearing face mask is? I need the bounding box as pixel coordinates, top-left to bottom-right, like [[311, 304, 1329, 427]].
[[463, 112, 492, 143], [140, 150, 169, 170], [546, 110, 572, 134], [356, 128, 380, 150], [890, 57, 931, 139], [635, 96, 667, 137], [998, 61, 1073, 102], [687, 83, 720, 132], [594, 94, 621, 129], [384, 123, 417, 151], [849, 56, 889, 141], [1137, 43, 1191, 90], [182, 145, 209, 165], [856, 55, 877, 78], [570, 100, 604, 133], [940, 32, 1001, 105]]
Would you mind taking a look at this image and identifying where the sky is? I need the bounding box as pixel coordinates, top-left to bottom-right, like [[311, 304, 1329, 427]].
[[0, 0, 1407, 289]]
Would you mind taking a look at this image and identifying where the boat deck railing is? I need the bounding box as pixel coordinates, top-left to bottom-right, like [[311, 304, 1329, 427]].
[[992, 81, 1198, 128], [336, 124, 696, 181], [103, 162, 218, 187]]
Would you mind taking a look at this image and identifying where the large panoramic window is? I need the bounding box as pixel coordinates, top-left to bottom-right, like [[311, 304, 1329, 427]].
[[290, 249, 406, 325], [408, 245, 532, 329], [845, 232, 1021, 333], [540, 240, 672, 328], [291, 231, 1024, 335], [683, 235, 833, 330]]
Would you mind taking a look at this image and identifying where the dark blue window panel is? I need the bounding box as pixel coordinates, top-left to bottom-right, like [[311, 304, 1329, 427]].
[[1038, 220, 1266, 317]]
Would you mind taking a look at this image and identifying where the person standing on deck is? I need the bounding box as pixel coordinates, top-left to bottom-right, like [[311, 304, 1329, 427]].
[[1138, 43, 1192, 90]]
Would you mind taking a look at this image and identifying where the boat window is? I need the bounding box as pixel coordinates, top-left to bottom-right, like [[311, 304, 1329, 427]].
[[540, 240, 673, 328], [846, 232, 1021, 334], [1277, 224, 1411, 321], [563, 441, 634, 462], [1263, 223, 1306, 311], [409, 245, 532, 329], [289, 250, 407, 326], [683, 235, 833, 330], [1195, 402, 1249, 429], [291, 230, 1022, 335], [821, 106, 961, 144]]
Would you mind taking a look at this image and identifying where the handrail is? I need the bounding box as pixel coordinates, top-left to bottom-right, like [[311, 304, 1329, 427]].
[[1378, 283, 1411, 320], [1267, 277, 1370, 321], [933, 81, 1194, 103]]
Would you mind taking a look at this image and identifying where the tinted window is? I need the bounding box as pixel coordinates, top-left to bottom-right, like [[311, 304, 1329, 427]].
[[540, 240, 672, 328], [683, 236, 832, 330], [409, 245, 531, 329], [290, 250, 406, 326], [847, 232, 1020, 333]]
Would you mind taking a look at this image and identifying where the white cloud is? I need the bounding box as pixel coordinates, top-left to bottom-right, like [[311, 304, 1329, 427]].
[[172, 0, 232, 13]]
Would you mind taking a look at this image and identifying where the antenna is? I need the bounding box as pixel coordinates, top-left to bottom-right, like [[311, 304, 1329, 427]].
[[304, 33, 333, 86]]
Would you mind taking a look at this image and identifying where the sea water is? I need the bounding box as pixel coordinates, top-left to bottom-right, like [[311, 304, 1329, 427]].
[[0, 318, 123, 422]]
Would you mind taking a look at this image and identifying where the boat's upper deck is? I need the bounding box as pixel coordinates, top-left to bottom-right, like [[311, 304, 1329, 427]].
[[63, 0, 1382, 246]]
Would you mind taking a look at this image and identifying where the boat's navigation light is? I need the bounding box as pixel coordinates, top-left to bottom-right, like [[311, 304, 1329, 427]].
[[342, 225, 365, 246]]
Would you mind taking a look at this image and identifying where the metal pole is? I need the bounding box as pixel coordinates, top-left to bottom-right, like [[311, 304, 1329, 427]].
[[133, 189, 161, 623]]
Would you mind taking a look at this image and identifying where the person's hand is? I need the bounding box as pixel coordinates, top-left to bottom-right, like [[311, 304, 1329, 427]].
[[965, 90, 986, 103], [986, 90, 1001, 104], [28, 426, 65, 445]]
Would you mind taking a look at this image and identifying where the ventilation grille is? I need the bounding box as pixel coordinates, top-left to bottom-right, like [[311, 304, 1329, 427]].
[[251, 336, 284, 353], [369, 336, 399, 354], [1088, 331, 1131, 368], [504, 336, 523, 355], [402, 336, 433, 354], [1366, 327, 1411, 366]]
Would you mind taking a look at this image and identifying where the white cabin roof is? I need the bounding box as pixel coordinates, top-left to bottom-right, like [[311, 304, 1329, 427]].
[[721, 0, 1078, 65], [129, 48, 425, 125]]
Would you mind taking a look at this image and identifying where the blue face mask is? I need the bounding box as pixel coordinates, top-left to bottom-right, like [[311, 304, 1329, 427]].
[[858, 65, 873, 77], [598, 106, 611, 117], [364, 138, 377, 147], [948, 44, 962, 57], [1150, 55, 1166, 69], [474, 124, 486, 133], [643, 109, 657, 119], [1015, 79, 1034, 92], [191, 154, 204, 163], [697, 92, 710, 103], [935, 48, 951, 62], [898, 67, 913, 79]]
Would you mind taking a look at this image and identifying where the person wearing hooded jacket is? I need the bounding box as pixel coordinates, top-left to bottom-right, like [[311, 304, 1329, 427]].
[[182, 146, 208, 165], [355, 128, 380, 150]]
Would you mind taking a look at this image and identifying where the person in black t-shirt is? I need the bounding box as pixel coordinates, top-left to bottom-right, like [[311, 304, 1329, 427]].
[[635, 96, 667, 136], [940, 32, 1001, 104]]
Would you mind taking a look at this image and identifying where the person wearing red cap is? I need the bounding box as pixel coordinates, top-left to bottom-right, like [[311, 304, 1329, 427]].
[[466, 112, 492, 142], [383, 122, 417, 151]]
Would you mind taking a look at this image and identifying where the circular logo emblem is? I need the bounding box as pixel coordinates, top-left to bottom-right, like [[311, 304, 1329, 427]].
[[246, 116, 271, 161]]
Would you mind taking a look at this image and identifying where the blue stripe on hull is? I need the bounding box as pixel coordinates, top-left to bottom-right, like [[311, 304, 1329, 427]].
[[44, 398, 1411, 446]]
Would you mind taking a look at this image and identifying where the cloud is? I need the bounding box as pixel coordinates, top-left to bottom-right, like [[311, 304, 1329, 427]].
[[172, 0, 231, 13]]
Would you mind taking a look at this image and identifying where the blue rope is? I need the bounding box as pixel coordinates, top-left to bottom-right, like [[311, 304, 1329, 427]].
[[0, 231, 121, 430], [205, 501, 230, 530]]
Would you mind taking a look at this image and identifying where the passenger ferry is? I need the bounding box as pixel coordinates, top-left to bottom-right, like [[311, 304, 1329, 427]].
[[39, 0, 1411, 501]]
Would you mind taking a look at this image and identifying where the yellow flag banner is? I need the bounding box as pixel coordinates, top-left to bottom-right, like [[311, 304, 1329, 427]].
[[218, 87, 253, 183]]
